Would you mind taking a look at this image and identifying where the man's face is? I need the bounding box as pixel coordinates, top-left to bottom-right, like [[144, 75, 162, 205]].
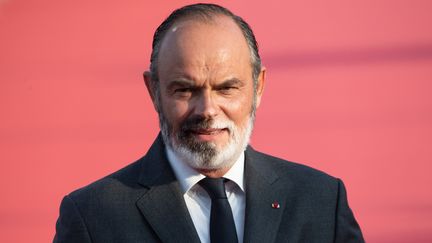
[[146, 16, 265, 171]]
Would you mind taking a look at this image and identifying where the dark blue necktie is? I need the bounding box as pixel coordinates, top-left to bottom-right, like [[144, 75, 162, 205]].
[[199, 177, 238, 243]]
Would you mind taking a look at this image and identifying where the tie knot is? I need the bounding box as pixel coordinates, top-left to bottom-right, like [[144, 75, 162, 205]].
[[199, 177, 227, 199]]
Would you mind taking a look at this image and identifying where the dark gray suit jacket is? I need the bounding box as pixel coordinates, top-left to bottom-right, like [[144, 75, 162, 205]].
[[54, 134, 364, 242]]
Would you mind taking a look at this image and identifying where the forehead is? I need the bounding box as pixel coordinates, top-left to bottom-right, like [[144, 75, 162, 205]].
[[162, 15, 248, 50], [156, 16, 252, 81]]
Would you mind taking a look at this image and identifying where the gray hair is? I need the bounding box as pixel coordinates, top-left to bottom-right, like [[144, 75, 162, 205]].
[[148, 3, 262, 93]]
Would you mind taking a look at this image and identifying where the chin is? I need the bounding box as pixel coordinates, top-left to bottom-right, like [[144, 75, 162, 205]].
[[168, 118, 254, 171], [175, 141, 241, 170]]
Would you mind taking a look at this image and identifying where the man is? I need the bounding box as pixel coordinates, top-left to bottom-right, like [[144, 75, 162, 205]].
[[54, 3, 364, 243]]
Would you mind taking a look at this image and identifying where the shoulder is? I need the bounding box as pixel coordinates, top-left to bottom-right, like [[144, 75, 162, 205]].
[[66, 157, 145, 204], [246, 146, 339, 189]]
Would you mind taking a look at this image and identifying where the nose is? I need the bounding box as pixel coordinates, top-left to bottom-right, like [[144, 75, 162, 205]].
[[193, 90, 218, 118]]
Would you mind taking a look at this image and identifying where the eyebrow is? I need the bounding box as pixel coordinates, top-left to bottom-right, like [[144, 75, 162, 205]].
[[166, 79, 195, 90], [215, 78, 245, 89], [166, 77, 245, 90]]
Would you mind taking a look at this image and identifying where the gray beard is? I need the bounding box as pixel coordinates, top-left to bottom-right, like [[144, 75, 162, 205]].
[[159, 112, 255, 170]]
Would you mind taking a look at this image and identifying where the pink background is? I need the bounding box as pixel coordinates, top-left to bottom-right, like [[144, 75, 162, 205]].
[[1, 0, 432, 242]]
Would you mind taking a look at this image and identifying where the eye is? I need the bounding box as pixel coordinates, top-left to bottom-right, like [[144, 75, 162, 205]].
[[218, 86, 237, 94], [175, 87, 192, 93], [173, 87, 194, 98]]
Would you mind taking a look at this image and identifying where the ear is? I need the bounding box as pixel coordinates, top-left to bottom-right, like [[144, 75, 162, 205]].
[[255, 67, 266, 108], [143, 71, 159, 112]]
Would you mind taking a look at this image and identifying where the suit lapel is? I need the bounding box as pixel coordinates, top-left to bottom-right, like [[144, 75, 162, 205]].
[[136, 135, 200, 243], [243, 147, 293, 243]]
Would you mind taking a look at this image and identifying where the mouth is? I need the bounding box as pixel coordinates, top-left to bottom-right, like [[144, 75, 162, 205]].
[[188, 128, 228, 141], [193, 128, 226, 134]]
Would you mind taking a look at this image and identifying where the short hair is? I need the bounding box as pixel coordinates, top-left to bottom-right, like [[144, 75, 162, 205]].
[[149, 3, 261, 90]]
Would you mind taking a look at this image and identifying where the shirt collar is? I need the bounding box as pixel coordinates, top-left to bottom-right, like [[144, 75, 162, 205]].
[[166, 147, 245, 194]]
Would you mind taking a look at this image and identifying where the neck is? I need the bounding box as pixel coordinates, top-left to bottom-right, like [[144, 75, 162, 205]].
[[197, 167, 231, 178]]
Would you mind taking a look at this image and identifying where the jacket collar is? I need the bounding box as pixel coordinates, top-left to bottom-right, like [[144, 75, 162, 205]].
[[243, 146, 293, 243], [136, 134, 201, 243]]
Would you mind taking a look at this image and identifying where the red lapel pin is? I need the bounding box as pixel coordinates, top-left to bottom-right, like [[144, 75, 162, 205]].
[[271, 201, 280, 209]]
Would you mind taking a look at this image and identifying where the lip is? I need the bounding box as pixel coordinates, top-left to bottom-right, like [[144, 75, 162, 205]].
[[190, 128, 227, 141], [193, 128, 225, 135]]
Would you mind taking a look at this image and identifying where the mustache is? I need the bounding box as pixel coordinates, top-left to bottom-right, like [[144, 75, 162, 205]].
[[179, 116, 233, 133]]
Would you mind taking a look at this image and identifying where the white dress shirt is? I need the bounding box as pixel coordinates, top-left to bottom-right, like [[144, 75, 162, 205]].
[[166, 148, 246, 243]]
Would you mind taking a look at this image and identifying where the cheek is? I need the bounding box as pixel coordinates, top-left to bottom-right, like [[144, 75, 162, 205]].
[[220, 93, 254, 124], [161, 98, 190, 127]]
